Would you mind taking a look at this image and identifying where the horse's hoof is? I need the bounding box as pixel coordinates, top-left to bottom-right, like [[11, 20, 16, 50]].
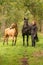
[[27, 45, 29, 47], [23, 43, 25, 46], [3, 43, 4, 45], [36, 40, 39, 42], [3, 44, 4, 45], [14, 43, 16, 46], [23, 45, 25, 46], [27, 44, 29, 46], [12, 44, 13, 46]]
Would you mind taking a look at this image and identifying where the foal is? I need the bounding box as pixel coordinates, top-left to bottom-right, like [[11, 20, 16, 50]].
[[22, 18, 31, 46], [3, 23, 18, 46]]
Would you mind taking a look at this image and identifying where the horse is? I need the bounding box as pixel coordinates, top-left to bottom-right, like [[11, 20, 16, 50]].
[[22, 18, 31, 46], [3, 23, 18, 46]]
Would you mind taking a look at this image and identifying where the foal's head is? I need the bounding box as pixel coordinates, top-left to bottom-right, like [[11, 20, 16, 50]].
[[10, 23, 17, 29], [24, 17, 28, 26]]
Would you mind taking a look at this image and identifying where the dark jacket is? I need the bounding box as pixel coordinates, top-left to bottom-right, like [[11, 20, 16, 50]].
[[31, 24, 38, 37]]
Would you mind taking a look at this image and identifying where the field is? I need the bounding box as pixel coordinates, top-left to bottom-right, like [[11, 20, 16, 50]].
[[0, 33, 43, 65]]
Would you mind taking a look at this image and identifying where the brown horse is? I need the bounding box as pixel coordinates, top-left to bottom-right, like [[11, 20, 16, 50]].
[[3, 23, 18, 46]]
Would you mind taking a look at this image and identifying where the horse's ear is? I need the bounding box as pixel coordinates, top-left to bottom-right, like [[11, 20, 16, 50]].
[[24, 17, 26, 20], [24, 17, 28, 20]]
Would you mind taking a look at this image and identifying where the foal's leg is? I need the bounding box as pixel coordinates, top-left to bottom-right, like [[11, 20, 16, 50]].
[[6, 37, 8, 45], [23, 35, 25, 46], [12, 36, 17, 46], [27, 35, 29, 46], [3, 37, 5, 45], [12, 37, 14, 46], [14, 36, 17, 45]]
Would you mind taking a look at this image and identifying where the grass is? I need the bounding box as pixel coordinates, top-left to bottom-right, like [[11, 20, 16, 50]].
[[0, 33, 43, 65]]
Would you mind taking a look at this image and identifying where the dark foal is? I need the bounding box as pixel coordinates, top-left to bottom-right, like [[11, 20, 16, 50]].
[[22, 18, 31, 46]]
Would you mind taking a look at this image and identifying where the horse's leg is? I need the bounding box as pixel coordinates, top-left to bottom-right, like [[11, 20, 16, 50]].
[[6, 37, 8, 45], [23, 35, 25, 46], [14, 36, 17, 45], [12, 37, 14, 46], [3, 37, 5, 45], [27, 35, 29, 46]]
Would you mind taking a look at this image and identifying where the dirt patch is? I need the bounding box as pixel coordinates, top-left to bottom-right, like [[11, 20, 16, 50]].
[[32, 50, 43, 57], [21, 57, 29, 65]]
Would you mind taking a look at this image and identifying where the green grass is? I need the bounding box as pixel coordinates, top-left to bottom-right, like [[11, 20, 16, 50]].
[[0, 33, 43, 65]]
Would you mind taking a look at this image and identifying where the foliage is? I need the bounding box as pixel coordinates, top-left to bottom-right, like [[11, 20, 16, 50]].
[[0, 0, 43, 35]]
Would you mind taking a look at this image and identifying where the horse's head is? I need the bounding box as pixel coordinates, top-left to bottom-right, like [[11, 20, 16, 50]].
[[10, 23, 17, 29], [24, 17, 28, 25]]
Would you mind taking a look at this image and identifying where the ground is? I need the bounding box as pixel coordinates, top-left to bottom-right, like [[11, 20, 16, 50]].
[[0, 33, 43, 65]]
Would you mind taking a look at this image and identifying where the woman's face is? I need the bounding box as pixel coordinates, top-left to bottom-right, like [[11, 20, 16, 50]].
[[32, 20, 36, 25], [32, 21, 35, 25]]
